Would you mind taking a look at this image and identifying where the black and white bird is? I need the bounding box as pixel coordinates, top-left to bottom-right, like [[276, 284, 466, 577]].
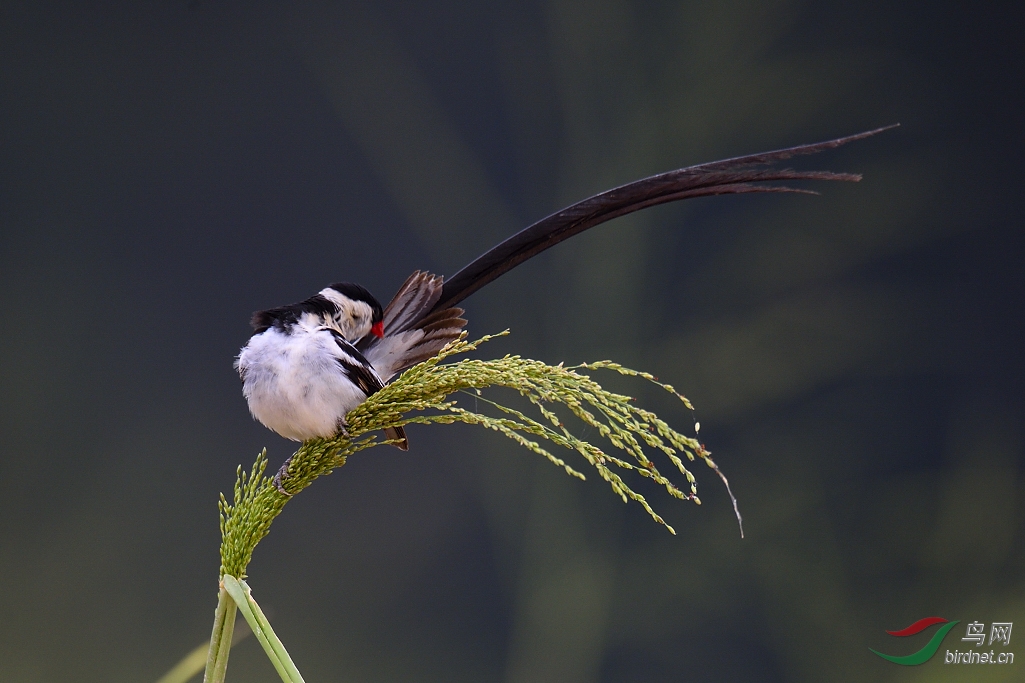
[[236, 127, 893, 450], [236, 283, 385, 442], [236, 277, 465, 448]]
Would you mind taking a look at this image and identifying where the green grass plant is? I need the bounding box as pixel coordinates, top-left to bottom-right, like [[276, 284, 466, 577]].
[[187, 332, 737, 683]]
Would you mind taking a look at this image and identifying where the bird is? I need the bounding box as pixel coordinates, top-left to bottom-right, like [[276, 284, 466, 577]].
[[236, 283, 388, 441], [236, 126, 894, 453]]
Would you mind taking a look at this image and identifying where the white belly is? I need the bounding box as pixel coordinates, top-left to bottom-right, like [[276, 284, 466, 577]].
[[236, 327, 369, 441]]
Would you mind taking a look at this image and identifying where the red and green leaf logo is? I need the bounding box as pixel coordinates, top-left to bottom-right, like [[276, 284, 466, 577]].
[[870, 617, 960, 665]]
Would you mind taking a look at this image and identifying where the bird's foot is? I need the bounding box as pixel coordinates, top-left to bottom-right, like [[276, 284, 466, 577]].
[[272, 455, 295, 497]]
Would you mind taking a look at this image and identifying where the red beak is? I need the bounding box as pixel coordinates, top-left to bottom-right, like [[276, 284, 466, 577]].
[[371, 321, 385, 339]]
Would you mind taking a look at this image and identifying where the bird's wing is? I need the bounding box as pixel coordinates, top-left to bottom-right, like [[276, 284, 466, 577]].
[[328, 329, 386, 394], [331, 329, 409, 449]]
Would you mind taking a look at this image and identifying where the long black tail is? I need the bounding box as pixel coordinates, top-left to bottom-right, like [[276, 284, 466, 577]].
[[432, 125, 897, 312]]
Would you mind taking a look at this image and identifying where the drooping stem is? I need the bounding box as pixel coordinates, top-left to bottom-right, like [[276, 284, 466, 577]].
[[203, 585, 237, 683]]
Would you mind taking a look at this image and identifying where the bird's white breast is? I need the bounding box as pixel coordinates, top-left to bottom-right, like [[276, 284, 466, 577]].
[[236, 326, 369, 441]]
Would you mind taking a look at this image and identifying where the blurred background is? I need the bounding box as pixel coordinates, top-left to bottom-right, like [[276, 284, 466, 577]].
[[1, 1, 1022, 681]]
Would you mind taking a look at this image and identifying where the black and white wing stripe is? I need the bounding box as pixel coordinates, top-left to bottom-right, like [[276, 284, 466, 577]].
[[328, 329, 409, 450], [327, 329, 384, 394]]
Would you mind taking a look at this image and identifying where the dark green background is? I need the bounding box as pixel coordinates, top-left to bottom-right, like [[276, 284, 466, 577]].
[[1, 2, 1021, 681]]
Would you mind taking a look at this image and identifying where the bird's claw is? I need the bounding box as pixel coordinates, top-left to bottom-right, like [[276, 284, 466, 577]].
[[336, 419, 350, 438], [272, 456, 294, 497]]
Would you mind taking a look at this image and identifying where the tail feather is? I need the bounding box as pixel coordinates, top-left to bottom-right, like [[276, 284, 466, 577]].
[[364, 307, 466, 381], [384, 425, 408, 450], [433, 126, 897, 312], [418, 310, 466, 336], [380, 271, 444, 335], [381, 315, 464, 370], [361, 127, 898, 451], [359, 274, 469, 452]]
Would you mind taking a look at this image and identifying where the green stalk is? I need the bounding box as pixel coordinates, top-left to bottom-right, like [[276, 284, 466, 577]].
[[222, 575, 305, 683], [202, 586, 237, 683], [239, 579, 306, 683]]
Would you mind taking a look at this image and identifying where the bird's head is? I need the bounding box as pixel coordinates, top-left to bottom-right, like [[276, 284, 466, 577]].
[[321, 283, 385, 341]]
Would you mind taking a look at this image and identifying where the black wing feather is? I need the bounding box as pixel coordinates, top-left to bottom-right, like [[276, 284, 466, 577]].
[[329, 329, 407, 449], [328, 330, 384, 395]]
